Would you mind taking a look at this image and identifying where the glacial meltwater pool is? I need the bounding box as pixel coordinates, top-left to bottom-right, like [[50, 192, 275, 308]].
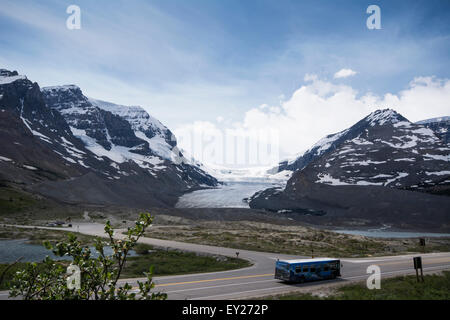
[[0, 239, 137, 263]]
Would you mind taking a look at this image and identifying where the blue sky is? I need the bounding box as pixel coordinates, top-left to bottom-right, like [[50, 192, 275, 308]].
[[1, 0, 450, 164]]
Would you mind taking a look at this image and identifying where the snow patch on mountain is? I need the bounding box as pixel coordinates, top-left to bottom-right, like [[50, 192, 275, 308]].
[[426, 171, 450, 176], [385, 172, 409, 186], [423, 154, 450, 161], [316, 173, 350, 186], [416, 116, 450, 124], [366, 109, 401, 126], [19, 99, 53, 144], [89, 99, 166, 132], [89, 98, 178, 161], [0, 74, 26, 85], [134, 131, 173, 161], [69, 126, 165, 170], [310, 129, 349, 156], [0, 156, 13, 162]]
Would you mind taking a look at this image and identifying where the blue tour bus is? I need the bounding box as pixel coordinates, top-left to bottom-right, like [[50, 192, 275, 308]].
[[275, 258, 341, 283]]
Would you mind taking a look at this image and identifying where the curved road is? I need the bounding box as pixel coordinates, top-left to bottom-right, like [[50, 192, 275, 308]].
[[1, 223, 449, 300]]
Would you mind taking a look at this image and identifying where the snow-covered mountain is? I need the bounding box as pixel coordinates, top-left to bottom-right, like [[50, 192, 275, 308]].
[[272, 109, 449, 191], [276, 109, 411, 172], [0, 70, 94, 182], [88, 98, 179, 160], [0, 69, 217, 208], [249, 109, 450, 231]]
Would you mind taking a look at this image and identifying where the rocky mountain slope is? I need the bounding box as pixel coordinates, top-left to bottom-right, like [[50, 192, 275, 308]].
[[416, 116, 450, 143], [250, 109, 450, 231], [273, 109, 449, 193], [0, 69, 217, 208]]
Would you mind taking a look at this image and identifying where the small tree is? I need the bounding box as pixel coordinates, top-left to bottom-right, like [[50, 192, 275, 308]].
[[9, 213, 167, 300]]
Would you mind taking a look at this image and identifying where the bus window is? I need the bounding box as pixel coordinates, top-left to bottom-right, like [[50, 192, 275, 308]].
[[324, 264, 329, 272], [310, 266, 316, 273], [295, 266, 302, 273], [280, 263, 289, 269]]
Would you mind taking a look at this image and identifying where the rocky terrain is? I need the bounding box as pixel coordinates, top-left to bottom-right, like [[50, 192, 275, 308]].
[[0, 68, 217, 208], [250, 109, 450, 231], [416, 116, 450, 144], [274, 110, 449, 192]]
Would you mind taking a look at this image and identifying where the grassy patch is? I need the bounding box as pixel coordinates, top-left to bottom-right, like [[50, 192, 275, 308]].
[[144, 221, 450, 258], [122, 244, 251, 278], [0, 186, 85, 225], [266, 271, 450, 300], [0, 187, 38, 215]]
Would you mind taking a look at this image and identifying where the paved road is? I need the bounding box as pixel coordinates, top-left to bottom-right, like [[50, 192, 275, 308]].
[[1, 223, 449, 300]]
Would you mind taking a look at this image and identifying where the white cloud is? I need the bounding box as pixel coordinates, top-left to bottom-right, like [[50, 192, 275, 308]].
[[175, 75, 450, 168], [216, 116, 224, 123], [334, 68, 357, 79], [304, 74, 318, 82]]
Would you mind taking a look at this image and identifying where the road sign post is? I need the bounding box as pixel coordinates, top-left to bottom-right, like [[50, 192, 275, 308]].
[[419, 238, 426, 253], [419, 238, 426, 247], [413, 256, 424, 282]]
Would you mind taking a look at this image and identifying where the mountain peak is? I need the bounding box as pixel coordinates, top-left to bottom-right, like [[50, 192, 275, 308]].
[[0, 69, 19, 77], [0, 69, 27, 84], [365, 108, 407, 127], [1, 68, 218, 209], [42, 84, 81, 92], [89, 98, 146, 115], [41, 85, 86, 106]]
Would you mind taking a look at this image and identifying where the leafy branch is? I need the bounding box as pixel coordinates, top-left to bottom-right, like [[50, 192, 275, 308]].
[[9, 213, 167, 300]]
